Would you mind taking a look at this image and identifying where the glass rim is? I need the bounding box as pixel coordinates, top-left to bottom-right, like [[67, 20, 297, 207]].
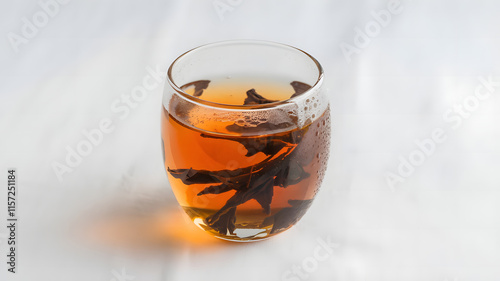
[[166, 40, 324, 110]]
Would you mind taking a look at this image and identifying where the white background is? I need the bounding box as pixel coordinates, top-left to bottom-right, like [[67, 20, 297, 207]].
[[1, 0, 500, 280]]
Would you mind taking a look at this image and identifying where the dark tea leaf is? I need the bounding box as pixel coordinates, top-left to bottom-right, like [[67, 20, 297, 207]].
[[206, 176, 277, 228], [207, 207, 237, 235], [290, 81, 312, 98], [274, 159, 310, 188], [167, 167, 222, 185], [246, 139, 287, 157], [193, 80, 210, 97], [263, 199, 314, 234], [244, 89, 278, 105], [200, 145, 297, 233], [180, 80, 211, 97], [197, 183, 233, 196], [252, 178, 274, 215], [286, 160, 310, 185]]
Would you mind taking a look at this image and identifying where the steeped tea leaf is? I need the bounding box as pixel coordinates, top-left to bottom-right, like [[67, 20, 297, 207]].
[[193, 80, 210, 97], [274, 159, 310, 188], [290, 81, 312, 98], [207, 207, 237, 235], [197, 183, 233, 196], [244, 139, 287, 157], [167, 167, 222, 185], [199, 145, 297, 233], [180, 80, 211, 97], [263, 199, 314, 234], [206, 175, 279, 229], [244, 89, 278, 105], [252, 178, 274, 215]]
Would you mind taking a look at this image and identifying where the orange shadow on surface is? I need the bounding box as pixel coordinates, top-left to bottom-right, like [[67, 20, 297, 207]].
[[77, 188, 239, 252]]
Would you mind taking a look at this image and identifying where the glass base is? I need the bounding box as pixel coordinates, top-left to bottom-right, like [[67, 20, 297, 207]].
[[182, 206, 290, 242], [194, 217, 273, 242]]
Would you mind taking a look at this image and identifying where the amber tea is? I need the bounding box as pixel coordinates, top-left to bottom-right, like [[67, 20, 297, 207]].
[[162, 78, 330, 241]]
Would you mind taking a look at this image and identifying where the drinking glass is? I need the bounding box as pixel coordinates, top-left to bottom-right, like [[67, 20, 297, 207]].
[[161, 40, 330, 242]]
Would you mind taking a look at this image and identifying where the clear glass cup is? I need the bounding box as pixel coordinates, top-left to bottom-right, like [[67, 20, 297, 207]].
[[161, 40, 330, 242]]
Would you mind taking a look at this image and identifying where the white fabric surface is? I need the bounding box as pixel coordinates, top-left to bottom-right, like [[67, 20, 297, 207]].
[[1, 0, 500, 280]]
